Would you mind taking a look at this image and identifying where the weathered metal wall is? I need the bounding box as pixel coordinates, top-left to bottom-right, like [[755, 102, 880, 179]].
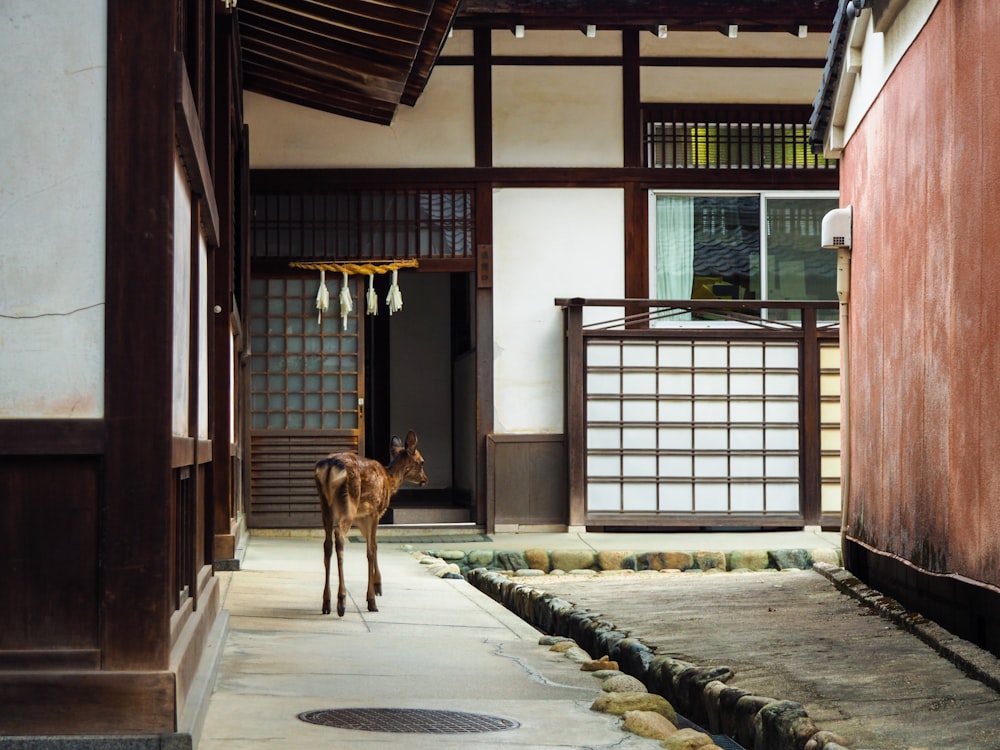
[[841, 0, 1000, 587]]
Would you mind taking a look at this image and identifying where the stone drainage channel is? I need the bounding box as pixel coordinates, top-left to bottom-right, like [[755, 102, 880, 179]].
[[411, 546, 850, 750]]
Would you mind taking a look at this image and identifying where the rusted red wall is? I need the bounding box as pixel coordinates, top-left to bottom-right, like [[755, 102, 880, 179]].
[[841, 0, 1000, 586]]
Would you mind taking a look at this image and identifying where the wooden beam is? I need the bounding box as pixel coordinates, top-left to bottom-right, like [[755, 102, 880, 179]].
[[176, 56, 221, 248], [0, 419, 105, 455], [105, 0, 176, 671]]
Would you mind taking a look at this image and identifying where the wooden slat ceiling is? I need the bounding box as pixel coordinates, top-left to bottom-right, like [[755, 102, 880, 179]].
[[238, 0, 461, 124], [237, 0, 838, 125]]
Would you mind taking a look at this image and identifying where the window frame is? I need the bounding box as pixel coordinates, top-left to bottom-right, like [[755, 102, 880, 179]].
[[647, 189, 840, 326]]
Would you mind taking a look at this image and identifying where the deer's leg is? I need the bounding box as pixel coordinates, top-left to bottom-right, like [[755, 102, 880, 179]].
[[322, 528, 334, 615], [360, 516, 380, 611], [320, 494, 334, 615], [334, 520, 349, 617]]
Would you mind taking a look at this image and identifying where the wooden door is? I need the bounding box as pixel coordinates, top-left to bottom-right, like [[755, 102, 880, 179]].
[[247, 275, 363, 527]]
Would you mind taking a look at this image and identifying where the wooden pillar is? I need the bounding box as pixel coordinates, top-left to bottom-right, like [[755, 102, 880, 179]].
[[564, 303, 586, 527], [104, 0, 177, 671], [800, 307, 822, 526]]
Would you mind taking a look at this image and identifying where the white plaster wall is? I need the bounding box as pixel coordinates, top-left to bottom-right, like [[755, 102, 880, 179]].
[[491, 29, 622, 57], [493, 188, 624, 433], [492, 67, 623, 167], [198, 234, 208, 440], [0, 1, 106, 418], [639, 30, 828, 59], [441, 29, 474, 57], [246, 66, 475, 168], [173, 159, 192, 437], [838, 0, 939, 151], [641, 66, 823, 104]]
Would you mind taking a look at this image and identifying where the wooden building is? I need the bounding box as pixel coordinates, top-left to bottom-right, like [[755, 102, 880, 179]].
[[811, 0, 1000, 658], [1, 1, 839, 744]]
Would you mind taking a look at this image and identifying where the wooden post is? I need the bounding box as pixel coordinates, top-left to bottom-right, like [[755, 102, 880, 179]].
[[564, 302, 586, 527], [800, 307, 822, 526]]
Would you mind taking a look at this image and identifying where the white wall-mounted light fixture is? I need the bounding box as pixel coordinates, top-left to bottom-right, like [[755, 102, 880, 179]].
[[822, 206, 853, 250], [656, 24, 668, 38], [513, 24, 525, 38], [797, 25, 809, 38], [727, 24, 739, 38], [584, 24, 597, 38]]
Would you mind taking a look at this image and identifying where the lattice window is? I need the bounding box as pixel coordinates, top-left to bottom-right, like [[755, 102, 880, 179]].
[[252, 188, 475, 260], [248, 277, 359, 430], [585, 339, 803, 515], [643, 105, 838, 171]]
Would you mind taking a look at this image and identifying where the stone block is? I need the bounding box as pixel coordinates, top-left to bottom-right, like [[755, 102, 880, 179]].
[[695, 550, 727, 571], [524, 548, 551, 572], [563, 646, 593, 663], [662, 727, 716, 749], [465, 549, 494, 567], [638, 551, 694, 570], [495, 550, 529, 571], [601, 673, 647, 693], [581, 656, 618, 672], [727, 549, 771, 571], [590, 692, 677, 725], [549, 640, 577, 653], [769, 549, 811, 570], [597, 550, 635, 570], [810, 547, 841, 567], [433, 549, 466, 560], [729, 694, 776, 749], [752, 700, 818, 750], [590, 669, 622, 679], [622, 710, 677, 740], [550, 549, 596, 572], [676, 666, 734, 726]]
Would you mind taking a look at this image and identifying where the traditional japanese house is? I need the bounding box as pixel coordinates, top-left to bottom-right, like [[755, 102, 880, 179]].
[[0, 1, 841, 743]]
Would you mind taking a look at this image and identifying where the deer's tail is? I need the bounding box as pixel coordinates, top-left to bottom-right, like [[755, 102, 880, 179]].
[[315, 456, 348, 504]]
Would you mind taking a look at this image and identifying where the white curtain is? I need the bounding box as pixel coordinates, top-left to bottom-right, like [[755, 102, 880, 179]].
[[654, 196, 695, 319]]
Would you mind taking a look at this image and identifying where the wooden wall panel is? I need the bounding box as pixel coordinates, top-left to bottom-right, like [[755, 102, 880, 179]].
[[249, 431, 357, 528], [0, 456, 99, 652], [488, 434, 567, 526], [0, 672, 175, 735]]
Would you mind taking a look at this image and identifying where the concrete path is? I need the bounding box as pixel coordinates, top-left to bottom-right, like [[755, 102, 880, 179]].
[[199, 530, 1000, 749], [199, 535, 665, 749]]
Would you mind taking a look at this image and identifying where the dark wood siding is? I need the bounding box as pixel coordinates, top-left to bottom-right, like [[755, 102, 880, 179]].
[[488, 435, 568, 527], [0, 456, 100, 656], [249, 430, 358, 528]]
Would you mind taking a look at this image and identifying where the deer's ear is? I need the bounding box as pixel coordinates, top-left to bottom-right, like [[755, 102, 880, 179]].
[[404, 430, 418, 453], [390, 435, 404, 456]]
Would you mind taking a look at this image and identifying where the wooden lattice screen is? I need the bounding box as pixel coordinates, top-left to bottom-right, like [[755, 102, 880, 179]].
[[643, 104, 839, 171], [251, 188, 475, 261]]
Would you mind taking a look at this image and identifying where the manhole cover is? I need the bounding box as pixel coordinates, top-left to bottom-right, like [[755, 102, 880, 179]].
[[298, 708, 520, 734]]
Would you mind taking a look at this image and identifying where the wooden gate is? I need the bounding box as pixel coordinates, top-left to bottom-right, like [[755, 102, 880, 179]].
[[561, 299, 841, 529]]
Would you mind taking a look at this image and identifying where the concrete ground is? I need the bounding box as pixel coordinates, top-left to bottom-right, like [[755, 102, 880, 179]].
[[198, 530, 1000, 749], [199, 533, 671, 750]]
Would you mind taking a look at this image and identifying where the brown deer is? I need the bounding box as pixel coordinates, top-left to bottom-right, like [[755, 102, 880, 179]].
[[314, 430, 428, 616]]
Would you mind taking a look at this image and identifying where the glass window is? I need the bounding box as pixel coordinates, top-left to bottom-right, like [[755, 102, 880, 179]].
[[650, 192, 838, 320]]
